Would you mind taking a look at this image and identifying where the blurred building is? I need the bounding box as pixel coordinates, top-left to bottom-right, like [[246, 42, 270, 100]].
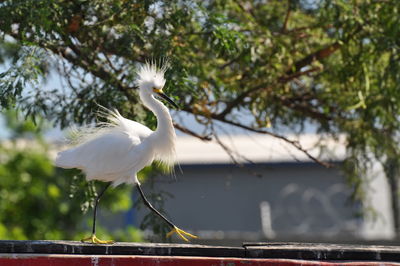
[[133, 134, 394, 245]]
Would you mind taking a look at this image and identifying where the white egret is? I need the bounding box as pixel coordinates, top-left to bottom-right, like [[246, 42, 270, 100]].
[[55, 62, 197, 244]]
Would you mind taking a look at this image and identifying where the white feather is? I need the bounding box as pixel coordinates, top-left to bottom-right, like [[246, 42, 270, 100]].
[[136, 60, 168, 89], [56, 61, 176, 186]]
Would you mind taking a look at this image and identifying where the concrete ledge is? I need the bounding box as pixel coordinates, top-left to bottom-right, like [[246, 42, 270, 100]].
[[0, 240, 400, 263], [244, 242, 400, 261], [0, 240, 243, 258]]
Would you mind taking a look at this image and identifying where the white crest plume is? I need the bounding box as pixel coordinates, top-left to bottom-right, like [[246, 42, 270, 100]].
[[136, 59, 169, 89]]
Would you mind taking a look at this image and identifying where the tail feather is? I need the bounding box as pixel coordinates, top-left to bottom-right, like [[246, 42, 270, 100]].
[[55, 149, 82, 169]]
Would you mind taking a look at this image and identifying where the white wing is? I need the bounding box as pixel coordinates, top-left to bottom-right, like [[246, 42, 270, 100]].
[[55, 109, 154, 185], [105, 109, 152, 142]]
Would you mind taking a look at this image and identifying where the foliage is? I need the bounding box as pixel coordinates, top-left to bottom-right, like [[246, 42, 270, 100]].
[[0, 110, 142, 241], [1, 0, 400, 230]]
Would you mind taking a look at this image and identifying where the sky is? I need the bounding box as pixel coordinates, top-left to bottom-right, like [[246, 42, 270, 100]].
[[0, 116, 9, 139]]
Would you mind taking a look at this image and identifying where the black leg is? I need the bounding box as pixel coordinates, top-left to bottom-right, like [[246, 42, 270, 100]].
[[136, 183, 175, 228], [136, 183, 198, 241], [92, 182, 111, 235]]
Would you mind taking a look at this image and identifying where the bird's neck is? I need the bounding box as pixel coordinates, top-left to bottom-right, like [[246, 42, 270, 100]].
[[140, 92, 175, 137], [140, 91, 176, 165]]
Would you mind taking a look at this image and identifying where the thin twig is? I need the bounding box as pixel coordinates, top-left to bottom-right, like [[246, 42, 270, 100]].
[[210, 114, 334, 168], [183, 103, 332, 168], [281, 0, 291, 33], [104, 53, 120, 75], [173, 123, 212, 141], [212, 125, 256, 166], [213, 132, 244, 166]]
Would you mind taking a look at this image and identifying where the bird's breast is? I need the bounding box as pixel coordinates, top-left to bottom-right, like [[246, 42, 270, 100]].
[[149, 130, 176, 165]]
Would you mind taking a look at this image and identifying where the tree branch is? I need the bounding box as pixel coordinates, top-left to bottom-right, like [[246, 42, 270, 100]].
[[181, 104, 333, 168], [210, 115, 334, 168], [281, 0, 291, 33], [287, 42, 340, 75], [278, 95, 333, 122], [173, 123, 212, 141], [216, 84, 268, 119], [278, 66, 321, 82]]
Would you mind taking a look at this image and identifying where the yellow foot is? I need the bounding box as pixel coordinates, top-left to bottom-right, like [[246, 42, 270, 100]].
[[81, 234, 115, 244], [166, 226, 198, 242]]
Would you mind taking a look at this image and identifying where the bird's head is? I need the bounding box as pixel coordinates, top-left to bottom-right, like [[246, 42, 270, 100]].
[[136, 61, 179, 109]]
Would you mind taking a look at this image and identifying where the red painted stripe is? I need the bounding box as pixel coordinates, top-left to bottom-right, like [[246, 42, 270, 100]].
[[0, 255, 398, 266]]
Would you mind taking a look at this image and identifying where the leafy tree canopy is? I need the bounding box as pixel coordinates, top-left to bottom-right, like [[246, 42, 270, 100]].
[[1, 0, 400, 230]]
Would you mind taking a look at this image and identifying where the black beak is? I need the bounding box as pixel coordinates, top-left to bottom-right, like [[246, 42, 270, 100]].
[[157, 92, 179, 109]]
